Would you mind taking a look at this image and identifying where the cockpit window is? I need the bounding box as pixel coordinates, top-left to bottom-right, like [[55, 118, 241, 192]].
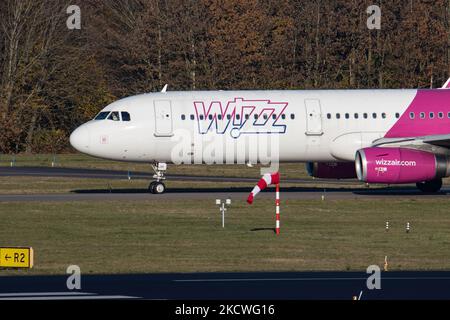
[[108, 111, 120, 121], [94, 111, 110, 120], [121, 112, 131, 121]]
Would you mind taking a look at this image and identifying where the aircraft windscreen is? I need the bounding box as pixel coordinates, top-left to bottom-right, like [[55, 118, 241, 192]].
[[94, 111, 110, 120], [121, 112, 131, 121], [108, 111, 120, 121]]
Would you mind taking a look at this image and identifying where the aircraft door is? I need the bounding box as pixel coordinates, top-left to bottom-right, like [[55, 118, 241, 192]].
[[305, 99, 323, 136], [154, 100, 173, 137]]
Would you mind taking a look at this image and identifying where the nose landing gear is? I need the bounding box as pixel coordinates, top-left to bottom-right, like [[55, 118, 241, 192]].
[[149, 162, 167, 194]]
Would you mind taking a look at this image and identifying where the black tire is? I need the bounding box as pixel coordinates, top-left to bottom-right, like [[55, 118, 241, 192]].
[[416, 178, 443, 193], [148, 181, 157, 194]]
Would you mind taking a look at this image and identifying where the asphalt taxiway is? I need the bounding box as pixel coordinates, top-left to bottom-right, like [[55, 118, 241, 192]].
[[1, 271, 450, 300], [0, 166, 449, 202]]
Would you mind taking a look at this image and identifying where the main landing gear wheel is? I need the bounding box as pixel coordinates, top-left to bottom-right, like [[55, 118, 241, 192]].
[[149, 181, 166, 194], [416, 178, 443, 193]]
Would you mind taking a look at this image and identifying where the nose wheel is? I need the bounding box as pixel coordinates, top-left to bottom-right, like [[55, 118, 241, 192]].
[[149, 162, 167, 194], [149, 181, 166, 194]]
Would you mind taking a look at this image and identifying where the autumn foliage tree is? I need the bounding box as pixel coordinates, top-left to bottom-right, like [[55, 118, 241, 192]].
[[0, 0, 449, 153]]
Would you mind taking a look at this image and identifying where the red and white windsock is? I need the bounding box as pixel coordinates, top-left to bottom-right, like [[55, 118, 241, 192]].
[[247, 172, 280, 204]]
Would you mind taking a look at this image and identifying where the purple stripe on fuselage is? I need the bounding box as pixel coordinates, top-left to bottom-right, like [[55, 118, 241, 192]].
[[385, 90, 450, 138]]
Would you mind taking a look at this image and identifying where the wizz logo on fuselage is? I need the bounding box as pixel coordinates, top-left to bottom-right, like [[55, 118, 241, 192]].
[[193, 98, 289, 139]]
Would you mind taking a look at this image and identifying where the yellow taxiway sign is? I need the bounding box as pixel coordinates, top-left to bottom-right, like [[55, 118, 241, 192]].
[[0, 247, 33, 268]]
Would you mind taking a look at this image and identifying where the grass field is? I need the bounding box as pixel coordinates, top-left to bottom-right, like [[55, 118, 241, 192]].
[[0, 198, 449, 275]]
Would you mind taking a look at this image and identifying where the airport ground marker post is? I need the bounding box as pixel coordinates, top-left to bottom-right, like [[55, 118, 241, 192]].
[[276, 183, 280, 235], [216, 199, 231, 228]]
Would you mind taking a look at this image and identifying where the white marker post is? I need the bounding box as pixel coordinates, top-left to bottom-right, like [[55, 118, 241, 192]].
[[51, 154, 56, 167], [216, 199, 231, 228], [275, 184, 280, 235]]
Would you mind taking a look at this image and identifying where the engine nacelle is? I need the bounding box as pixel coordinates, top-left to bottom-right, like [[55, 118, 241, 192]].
[[306, 162, 357, 179], [355, 147, 450, 184]]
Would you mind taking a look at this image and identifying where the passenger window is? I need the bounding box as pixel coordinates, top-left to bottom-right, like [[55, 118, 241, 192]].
[[199, 115, 204, 120], [363, 113, 368, 119], [429, 112, 435, 119], [420, 112, 425, 119], [438, 112, 444, 119], [181, 114, 186, 120], [236, 114, 241, 120], [263, 114, 268, 120], [108, 111, 120, 121], [372, 113, 377, 119], [95, 111, 110, 120], [208, 114, 213, 120], [327, 113, 331, 119], [281, 114, 286, 120], [227, 114, 231, 120], [345, 113, 350, 119], [382, 113, 386, 119], [190, 114, 195, 120], [290, 114, 295, 120], [354, 113, 359, 119], [218, 115, 222, 120], [448, 112, 450, 118], [395, 113, 400, 119], [245, 114, 250, 120], [121, 112, 131, 121], [409, 112, 415, 119], [336, 113, 341, 119], [272, 114, 277, 120], [254, 114, 259, 120]]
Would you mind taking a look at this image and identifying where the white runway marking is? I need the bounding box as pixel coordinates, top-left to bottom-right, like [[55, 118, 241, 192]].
[[174, 277, 450, 283], [0, 292, 92, 297], [0, 296, 138, 300], [0, 292, 138, 300]]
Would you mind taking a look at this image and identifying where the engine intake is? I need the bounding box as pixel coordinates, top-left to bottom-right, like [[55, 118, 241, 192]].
[[355, 147, 450, 184]]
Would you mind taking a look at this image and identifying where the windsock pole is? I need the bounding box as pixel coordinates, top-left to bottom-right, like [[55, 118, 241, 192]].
[[275, 183, 280, 235]]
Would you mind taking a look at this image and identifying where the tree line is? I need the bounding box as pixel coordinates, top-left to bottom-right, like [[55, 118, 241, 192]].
[[0, 0, 449, 153]]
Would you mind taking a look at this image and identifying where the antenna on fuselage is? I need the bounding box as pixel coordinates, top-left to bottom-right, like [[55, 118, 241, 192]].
[[161, 84, 168, 93]]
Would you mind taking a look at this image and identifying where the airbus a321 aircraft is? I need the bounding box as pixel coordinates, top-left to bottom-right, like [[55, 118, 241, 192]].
[[70, 81, 450, 194]]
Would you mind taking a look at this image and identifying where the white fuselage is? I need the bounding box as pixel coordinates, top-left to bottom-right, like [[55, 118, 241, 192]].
[[70, 90, 417, 164]]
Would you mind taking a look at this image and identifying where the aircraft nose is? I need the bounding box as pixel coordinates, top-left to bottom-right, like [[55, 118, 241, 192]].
[[70, 125, 90, 153]]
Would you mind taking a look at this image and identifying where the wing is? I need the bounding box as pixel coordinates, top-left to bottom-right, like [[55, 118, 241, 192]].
[[372, 134, 450, 153]]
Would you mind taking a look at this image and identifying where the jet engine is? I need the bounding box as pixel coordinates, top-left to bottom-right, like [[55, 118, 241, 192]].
[[355, 147, 450, 184]]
